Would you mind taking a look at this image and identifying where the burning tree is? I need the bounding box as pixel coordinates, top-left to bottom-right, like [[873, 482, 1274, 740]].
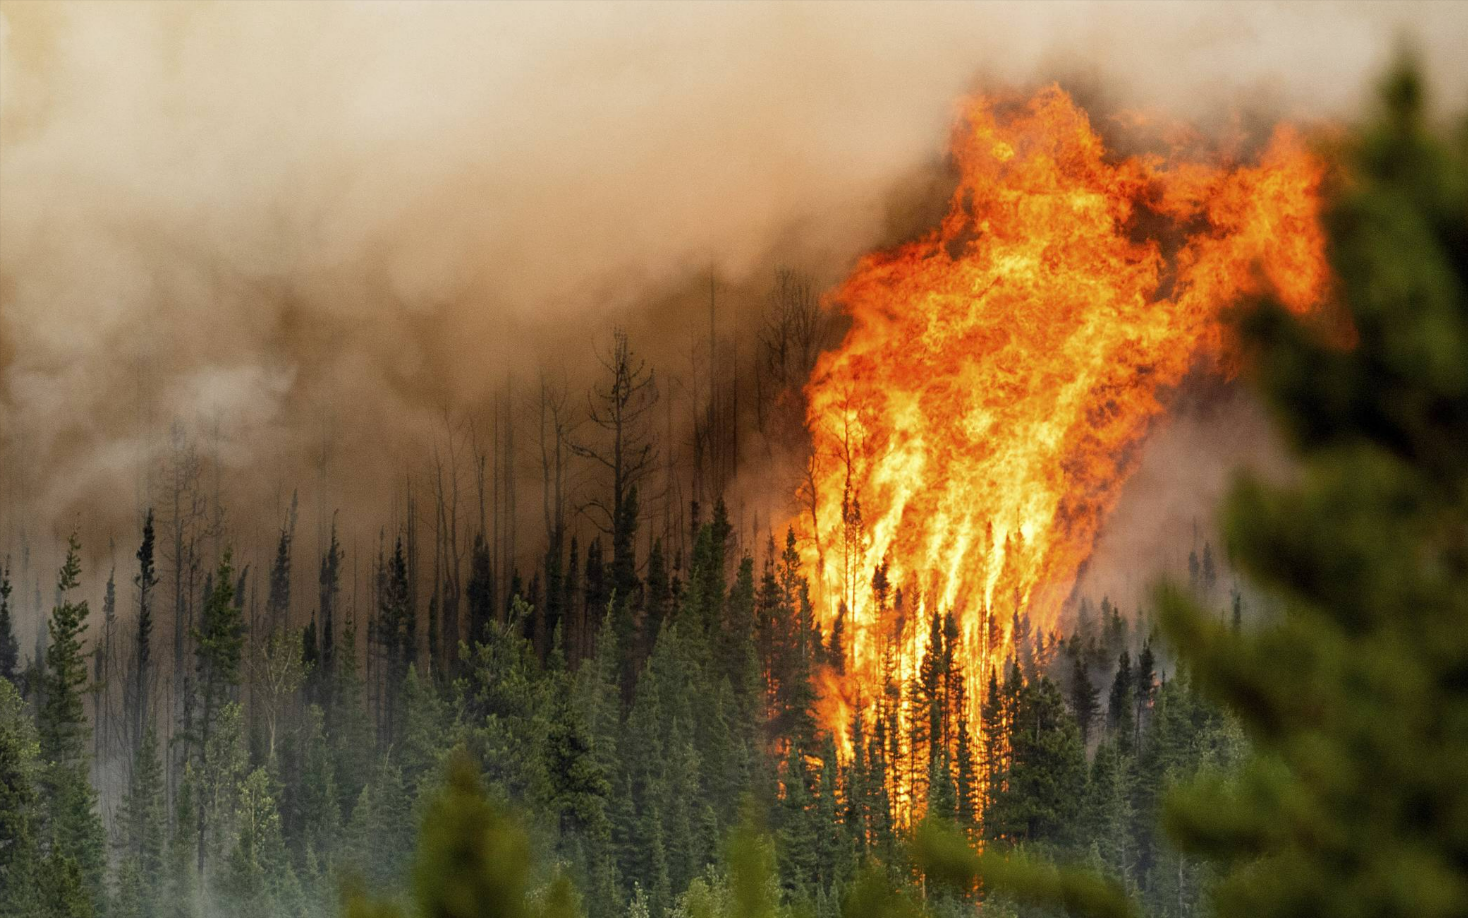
[[799, 85, 1330, 821]]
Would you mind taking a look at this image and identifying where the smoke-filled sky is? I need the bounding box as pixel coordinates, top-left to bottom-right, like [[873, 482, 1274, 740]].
[[2, 0, 1466, 577]]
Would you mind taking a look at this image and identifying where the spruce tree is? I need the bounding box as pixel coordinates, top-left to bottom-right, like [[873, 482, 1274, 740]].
[[318, 521, 343, 703], [197, 701, 248, 874], [130, 510, 158, 759], [266, 494, 297, 633], [0, 678, 41, 913], [196, 550, 244, 744], [0, 561, 18, 686], [1106, 650, 1135, 751], [776, 742, 818, 898], [1069, 643, 1100, 745], [954, 699, 978, 837], [166, 763, 200, 918], [329, 613, 374, 823], [37, 533, 106, 904], [376, 538, 414, 743], [292, 704, 343, 867], [1081, 741, 1136, 887], [719, 555, 758, 698], [1133, 640, 1156, 749], [1156, 60, 1468, 918], [466, 532, 495, 647], [116, 724, 166, 906], [544, 684, 611, 843], [643, 538, 670, 653], [985, 677, 1086, 850]]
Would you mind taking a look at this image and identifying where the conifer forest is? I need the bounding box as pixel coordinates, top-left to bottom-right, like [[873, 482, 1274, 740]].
[[1, 5, 1466, 918]]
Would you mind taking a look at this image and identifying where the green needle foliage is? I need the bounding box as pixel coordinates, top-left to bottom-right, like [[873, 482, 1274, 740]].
[[346, 752, 580, 918], [1155, 55, 1468, 918], [912, 817, 1136, 918]]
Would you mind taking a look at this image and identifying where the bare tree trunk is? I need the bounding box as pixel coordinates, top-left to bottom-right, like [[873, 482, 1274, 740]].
[[492, 397, 502, 613]]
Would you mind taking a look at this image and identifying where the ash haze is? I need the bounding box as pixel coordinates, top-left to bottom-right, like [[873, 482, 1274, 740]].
[[1, 0, 1466, 604]]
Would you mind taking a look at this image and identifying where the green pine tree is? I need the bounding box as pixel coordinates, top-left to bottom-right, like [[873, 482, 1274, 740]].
[[1068, 643, 1100, 746], [984, 677, 1086, 851], [37, 534, 106, 905], [1106, 651, 1135, 753], [0, 562, 18, 686], [0, 678, 42, 913], [1156, 58, 1468, 918], [116, 724, 167, 913]]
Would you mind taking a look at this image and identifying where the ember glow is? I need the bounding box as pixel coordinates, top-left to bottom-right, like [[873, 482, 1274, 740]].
[[800, 86, 1327, 811]]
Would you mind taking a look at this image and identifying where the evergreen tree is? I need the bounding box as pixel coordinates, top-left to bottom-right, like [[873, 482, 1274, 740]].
[[1082, 741, 1136, 888], [39, 535, 91, 767], [954, 698, 978, 838], [165, 763, 200, 918], [266, 496, 298, 633], [1069, 643, 1100, 745], [1106, 650, 1135, 751], [985, 677, 1086, 850], [612, 484, 642, 636], [0, 678, 41, 913], [466, 532, 495, 647], [544, 683, 611, 845], [776, 742, 818, 898], [349, 759, 415, 892], [1133, 640, 1156, 748], [197, 701, 248, 874], [914, 612, 946, 810], [768, 530, 818, 752], [719, 554, 758, 697], [196, 550, 245, 742], [1199, 544, 1217, 600], [577, 609, 623, 789], [0, 561, 18, 686], [33, 854, 96, 918], [130, 510, 158, 759], [643, 538, 670, 653], [329, 614, 374, 825], [376, 538, 414, 744], [290, 704, 343, 868], [399, 664, 449, 799], [92, 564, 116, 778], [1156, 60, 1468, 918], [583, 539, 608, 655], [37, 533, 106, 904], [562, 536, 582, 664], [573, 330, 659, 646], [116, 725, 166, 912], [318, 521, 343, 704], [193, 551, 245, 873]]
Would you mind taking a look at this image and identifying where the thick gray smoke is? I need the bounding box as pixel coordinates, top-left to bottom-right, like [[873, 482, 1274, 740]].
[[2, 1, 1466, 604]]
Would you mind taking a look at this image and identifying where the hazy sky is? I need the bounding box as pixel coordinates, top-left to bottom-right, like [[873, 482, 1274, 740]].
[[2, 0, 1465, 568]]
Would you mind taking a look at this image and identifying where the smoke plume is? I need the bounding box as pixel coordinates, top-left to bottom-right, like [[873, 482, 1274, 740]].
[[2, 0, 1465, 585]]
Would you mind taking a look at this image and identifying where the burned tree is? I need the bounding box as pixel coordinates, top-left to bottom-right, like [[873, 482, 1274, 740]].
[[430, 415, 467, 678], [535, 371, 578, 657], [573, 330, 658, 642], [756, 267, 831, 447]]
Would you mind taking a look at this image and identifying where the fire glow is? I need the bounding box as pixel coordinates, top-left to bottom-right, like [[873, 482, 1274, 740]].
[[799, 86, 1328, 814]]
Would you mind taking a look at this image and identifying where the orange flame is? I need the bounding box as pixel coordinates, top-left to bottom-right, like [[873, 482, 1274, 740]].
[[799, 86, 1326, 816]]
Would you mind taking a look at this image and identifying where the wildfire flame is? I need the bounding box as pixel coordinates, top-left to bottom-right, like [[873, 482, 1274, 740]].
[[799, 86, 1327, 808]]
